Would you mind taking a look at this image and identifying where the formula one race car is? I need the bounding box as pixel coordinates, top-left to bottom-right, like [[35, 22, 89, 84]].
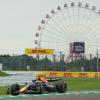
[[7, 76, 67, 95]]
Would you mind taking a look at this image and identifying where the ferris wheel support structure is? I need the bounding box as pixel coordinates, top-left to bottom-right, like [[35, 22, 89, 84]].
[[34, 2, 100, 63]]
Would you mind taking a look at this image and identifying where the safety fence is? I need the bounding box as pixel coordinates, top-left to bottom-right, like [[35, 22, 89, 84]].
[[0, 53, 100, 72]]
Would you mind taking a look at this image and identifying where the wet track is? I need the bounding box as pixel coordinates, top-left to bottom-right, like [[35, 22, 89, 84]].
[[0, 91, 100, 100], [0, 71, 36, 86], [9, 94, 100, 100]]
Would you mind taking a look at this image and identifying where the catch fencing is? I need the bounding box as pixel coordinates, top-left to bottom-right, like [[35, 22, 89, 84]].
[[0, 53, 100, 72]]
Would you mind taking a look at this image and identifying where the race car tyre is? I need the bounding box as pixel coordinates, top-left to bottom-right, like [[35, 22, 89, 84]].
[[36, 83, 46, 94], [10, 84, 20, 95], [56, 82, 67, 93]]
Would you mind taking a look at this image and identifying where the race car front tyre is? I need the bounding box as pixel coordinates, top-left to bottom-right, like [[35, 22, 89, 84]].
[[10, 84, 20, 95]]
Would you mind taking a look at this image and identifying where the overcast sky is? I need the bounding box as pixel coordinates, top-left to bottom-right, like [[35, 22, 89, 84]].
[[0, 0, 100, 55]]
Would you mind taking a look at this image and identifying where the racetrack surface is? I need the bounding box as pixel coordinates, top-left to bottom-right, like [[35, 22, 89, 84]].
[[0, 71, 36, 86], [1, 94, 100, 100], [0, 91, 100, 100]]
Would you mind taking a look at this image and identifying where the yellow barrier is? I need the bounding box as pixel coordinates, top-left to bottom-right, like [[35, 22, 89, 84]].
[[39, 72, 100, 78], [9, 71, 100, 78]]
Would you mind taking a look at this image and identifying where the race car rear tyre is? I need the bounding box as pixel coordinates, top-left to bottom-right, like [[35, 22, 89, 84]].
[[10, 84, 20, 95], [56, 82, 67, 93]]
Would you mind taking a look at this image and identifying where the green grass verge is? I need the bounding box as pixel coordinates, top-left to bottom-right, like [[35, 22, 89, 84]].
[[0, 86, 9, 95], [0, 71, 10, 76], [1, 78, 100, 95], [64, 78, 100, 91]]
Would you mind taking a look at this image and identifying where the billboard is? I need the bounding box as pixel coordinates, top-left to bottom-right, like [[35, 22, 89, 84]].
[[25, 48, 54, 55], [73, 42, 85, 53]]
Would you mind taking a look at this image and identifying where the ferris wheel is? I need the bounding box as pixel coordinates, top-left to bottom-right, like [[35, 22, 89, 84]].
[[34, 2, 100, 55]]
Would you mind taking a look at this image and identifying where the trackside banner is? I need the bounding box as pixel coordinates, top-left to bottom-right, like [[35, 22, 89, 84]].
[[39, 72, 100, 78], [25, 48, 54, 55]]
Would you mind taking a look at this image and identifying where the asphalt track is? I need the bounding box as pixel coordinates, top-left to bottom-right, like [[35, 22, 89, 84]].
[[0, 91, 100, 100], [9, 94, 100, 100], [0, 71, 36, 86]]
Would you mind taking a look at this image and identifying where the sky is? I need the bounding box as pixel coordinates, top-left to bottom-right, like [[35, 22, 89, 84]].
[[0, 0, 100, 55]]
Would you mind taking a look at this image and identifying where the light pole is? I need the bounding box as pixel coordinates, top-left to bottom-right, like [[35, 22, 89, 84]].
[[96, 49, 99, 72]]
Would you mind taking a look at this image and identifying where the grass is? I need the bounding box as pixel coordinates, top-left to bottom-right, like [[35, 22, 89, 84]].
[[0, 71, 10, 76], [64, 78, 100, 91], [0, 78, 100, 95], [0, 71, 10, 95], [0, 86, 9, 95]]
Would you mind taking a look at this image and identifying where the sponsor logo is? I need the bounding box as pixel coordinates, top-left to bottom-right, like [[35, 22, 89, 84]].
[[25, 49, 54, 55]]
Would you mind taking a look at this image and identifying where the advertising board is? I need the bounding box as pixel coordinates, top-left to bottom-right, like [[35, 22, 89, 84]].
[[73, 42, 85, 53], [25, 48, 54, 55]]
